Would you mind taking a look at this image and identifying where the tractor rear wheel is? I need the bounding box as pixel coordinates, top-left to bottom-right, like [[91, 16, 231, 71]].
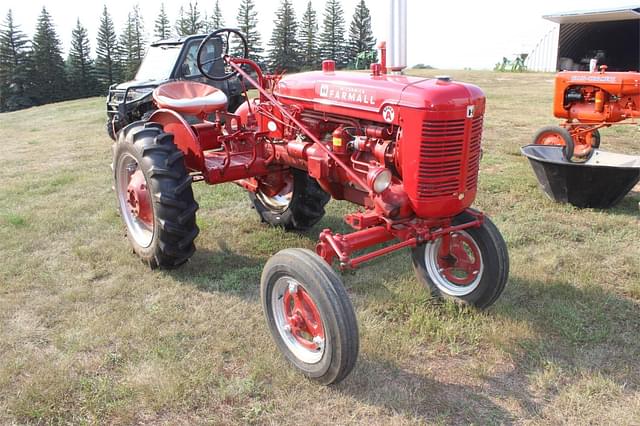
[[411, 211, 509, 309], [113, 122, 199, 268], [261, 248, 359, 385], [249, 169, 330, 231]]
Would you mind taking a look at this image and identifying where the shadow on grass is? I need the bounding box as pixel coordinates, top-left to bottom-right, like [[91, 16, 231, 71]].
[[337, 275, 640, 423], [605, 191, 640, 217], [337, 357, 516, 424], [168, 241, 264, 297], [494, 275, 640, 390]]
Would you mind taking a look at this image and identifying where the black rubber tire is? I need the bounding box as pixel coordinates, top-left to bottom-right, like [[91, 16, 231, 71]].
[[113, 121, 199, 269], [411, 211, 509, 309], [532, 125, 575, 162], [261, 248, 359, 385], [106, 118, 119, 141], [591, 128, 601, 148], [249, 169, 330, 231]]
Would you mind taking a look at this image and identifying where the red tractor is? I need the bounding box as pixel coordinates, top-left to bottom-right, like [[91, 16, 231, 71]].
[[112, 29, 509, 385], [533, 65, 640, 161]]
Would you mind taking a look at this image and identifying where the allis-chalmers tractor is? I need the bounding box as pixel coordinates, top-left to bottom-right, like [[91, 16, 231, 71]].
[[533, 65, 640, 161], [112, 29, 509, 384]]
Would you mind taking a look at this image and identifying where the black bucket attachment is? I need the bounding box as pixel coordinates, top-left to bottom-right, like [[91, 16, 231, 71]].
[[521, 145, 640, 209]]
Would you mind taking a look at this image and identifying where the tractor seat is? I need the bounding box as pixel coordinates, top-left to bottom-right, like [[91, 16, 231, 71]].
[[153, 81, 227, 115]]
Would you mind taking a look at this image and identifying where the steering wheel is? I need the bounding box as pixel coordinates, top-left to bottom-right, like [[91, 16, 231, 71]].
[[196, 28, 248, 81]]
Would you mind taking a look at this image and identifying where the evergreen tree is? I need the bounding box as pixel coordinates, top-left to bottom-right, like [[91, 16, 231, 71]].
[[299, 1, 320, 70], [96, 5, 121, 92], [67, 19, 98, 98], [154, 3, 171, 40], [0, 9, 32, 111], [120, 5, 146, 80], [347, 0, 376, 69], [175, 2, 204, 36], [29, 7, 67, 104], [234, 0, 263, 62], [319, 0, 347, 68], [210, 0, 225, 30], [267, 0, 299, 73]]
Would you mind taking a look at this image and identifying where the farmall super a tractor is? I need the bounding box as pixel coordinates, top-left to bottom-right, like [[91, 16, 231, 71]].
[[533, 65, 640, 161], [112, 27, 509, 384]]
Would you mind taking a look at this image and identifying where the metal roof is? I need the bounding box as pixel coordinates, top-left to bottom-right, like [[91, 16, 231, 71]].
[[544, 5, 640, 23]]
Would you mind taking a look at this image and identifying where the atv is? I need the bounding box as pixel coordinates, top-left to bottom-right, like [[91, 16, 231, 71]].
[[106, 34, 247, 140]]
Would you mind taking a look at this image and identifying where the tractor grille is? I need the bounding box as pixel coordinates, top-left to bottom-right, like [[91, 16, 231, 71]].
[[417, 116, 483, 200]]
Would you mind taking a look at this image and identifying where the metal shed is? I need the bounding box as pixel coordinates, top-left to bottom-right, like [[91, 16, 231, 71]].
[[545, 5, 640, 71], [526, 5, 640, 72]]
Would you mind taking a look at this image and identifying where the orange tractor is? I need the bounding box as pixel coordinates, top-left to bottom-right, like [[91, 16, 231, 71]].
[[533, 66, 640, 161]]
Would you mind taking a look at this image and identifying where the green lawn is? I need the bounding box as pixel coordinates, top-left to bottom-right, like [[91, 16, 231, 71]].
[[1, 70, 639, 424]]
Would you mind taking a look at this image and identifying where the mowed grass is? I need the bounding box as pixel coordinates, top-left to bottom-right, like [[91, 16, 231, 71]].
[[1, 71, 639, 424]]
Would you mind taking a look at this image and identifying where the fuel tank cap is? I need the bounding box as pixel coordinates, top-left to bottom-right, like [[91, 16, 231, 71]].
[[435, 75, 452, 82]]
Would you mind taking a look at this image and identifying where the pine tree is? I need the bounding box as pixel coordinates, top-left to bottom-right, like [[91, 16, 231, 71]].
[[29, 7, 67, 104], [234, 0, 263, 62], [67, 19, 98, 98], [210, 0, 225, 30], [0, 9, 32, 111], [175, 2, 204, 36], [120, 5, 146, 80], [299, 1, 320, 71], [96, 5, 121, 92], [154, 3, 171, 40], [267, 0, 299, 73], [319, 0, 347, 68], [347, 0, 376, 69]]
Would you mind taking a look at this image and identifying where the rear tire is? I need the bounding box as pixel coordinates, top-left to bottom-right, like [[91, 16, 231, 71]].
[[261, 248, 359, 385], [113, 122, 199, 268], [249, 169, 330, 231], [411, 211, 509, 309]]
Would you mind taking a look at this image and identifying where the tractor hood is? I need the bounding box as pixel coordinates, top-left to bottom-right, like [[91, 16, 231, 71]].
[[273, 70, 485, 124], [113, 79, 166, 91]]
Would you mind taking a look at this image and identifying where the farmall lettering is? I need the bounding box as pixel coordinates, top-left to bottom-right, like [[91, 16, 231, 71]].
[[319, 83, 376, 106]]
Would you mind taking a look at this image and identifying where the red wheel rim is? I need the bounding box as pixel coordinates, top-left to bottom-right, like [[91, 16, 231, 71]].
[[126, 169, 153, 225], [283, 282, 325, 351], [436, 232, 482, 286], [537, 131, 566, 147]]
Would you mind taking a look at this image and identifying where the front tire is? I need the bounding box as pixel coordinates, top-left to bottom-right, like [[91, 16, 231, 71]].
[[411, 211, 509, 309], [113, 122, 199, 268], [249, 169, 330, 231], [532, 125, 575, 161], [261, 248, 359, 385]]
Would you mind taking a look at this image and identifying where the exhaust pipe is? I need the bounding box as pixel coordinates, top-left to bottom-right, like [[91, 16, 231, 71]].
[[387, 0, 407, 73]]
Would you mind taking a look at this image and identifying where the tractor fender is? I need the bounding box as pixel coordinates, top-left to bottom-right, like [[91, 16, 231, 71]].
[[147, 109, 204, 172]]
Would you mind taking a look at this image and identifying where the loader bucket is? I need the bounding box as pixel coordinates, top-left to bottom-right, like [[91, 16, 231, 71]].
[[521, 145, 640, 209]]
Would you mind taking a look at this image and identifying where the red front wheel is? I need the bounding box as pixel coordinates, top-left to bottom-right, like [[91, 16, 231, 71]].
[[411, 211, 509, 309], [261, 248, 359, 385]]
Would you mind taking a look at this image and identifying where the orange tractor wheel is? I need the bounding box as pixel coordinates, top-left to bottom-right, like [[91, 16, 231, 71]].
[[532, 125, 600, 161]]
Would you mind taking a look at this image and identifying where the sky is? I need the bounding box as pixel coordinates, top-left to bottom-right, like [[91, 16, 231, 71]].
[[1, 0, 634, 69]]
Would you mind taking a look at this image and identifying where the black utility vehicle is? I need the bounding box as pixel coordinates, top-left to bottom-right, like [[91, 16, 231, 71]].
[[106, 34, 246, 140]]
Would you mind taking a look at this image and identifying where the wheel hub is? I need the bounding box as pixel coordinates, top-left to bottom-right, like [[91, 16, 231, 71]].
[[437, 232, 481, 286], [283, 282, 325, 351], [126, 170, 152, 225]]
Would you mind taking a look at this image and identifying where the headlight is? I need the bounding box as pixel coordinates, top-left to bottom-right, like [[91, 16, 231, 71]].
[[367, 168, 392, 194], [126, 87, 153, 102]]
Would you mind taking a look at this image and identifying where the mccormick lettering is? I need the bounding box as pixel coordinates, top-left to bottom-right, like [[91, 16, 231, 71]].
[[318, 84, 376, 106]]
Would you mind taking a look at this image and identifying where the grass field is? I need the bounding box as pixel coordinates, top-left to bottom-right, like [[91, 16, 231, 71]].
[[1, 70, 639, 425]]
